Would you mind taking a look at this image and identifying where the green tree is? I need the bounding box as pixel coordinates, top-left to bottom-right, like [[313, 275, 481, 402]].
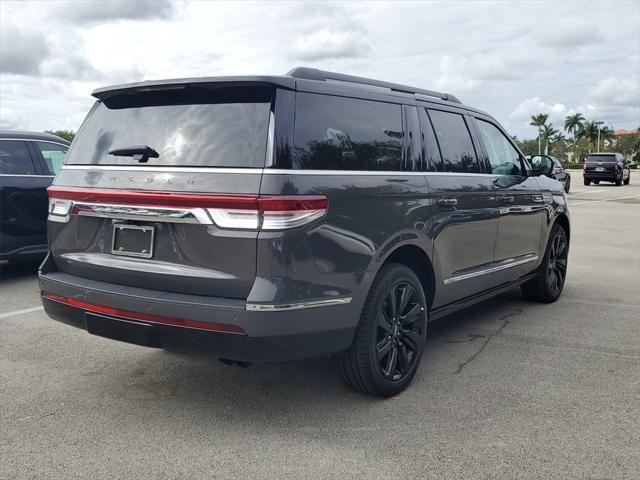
[[550, 132, 567, 159], [581, 121, 599, 152], [599, 126, 615, 151], [530, 114, 549, 154], [44, 129, 75, 142], [564, 113, 585, 158], [540, 123, 558, 154], [615, 133, 640, 161]]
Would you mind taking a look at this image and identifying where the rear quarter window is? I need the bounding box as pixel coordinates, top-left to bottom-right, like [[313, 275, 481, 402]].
[[428, 109, 480, 173], [293, 93, 404, 171]]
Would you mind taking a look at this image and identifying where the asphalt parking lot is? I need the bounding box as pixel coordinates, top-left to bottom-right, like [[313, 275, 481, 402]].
[[1, 171, 639, 479]]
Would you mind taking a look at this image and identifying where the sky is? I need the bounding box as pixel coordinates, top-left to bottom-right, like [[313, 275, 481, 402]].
[[1, 0, 639, 139]]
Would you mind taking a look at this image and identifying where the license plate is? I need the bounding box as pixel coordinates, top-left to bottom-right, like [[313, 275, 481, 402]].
[[595, 167, 604, 172], [111, 224, 154, 258]]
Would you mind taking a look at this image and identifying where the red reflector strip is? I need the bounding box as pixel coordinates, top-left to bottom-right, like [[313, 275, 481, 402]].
[[41, 292, 245, 334], [47, 187, 327, 211]]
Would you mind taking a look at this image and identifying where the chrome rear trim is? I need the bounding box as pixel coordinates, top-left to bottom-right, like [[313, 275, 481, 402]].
[[246, 297, 352, 312], [55, 202, 214, 224]]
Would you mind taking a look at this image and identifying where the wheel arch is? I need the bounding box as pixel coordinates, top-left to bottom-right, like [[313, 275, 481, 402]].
[[376, 244, 436, 311]]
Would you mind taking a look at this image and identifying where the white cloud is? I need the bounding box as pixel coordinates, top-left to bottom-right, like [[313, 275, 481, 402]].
[[590, 76, 640, 108], [291, 28, 371, 61], [0, 0, 638, 138]]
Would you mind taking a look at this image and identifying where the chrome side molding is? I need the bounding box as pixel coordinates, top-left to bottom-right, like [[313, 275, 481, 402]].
[[246, 297, 352, 312], [444, 254, 539, 285]]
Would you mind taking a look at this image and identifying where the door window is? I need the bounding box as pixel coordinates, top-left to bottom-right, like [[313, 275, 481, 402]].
[[293, 93, 404, 171], [428, 110, 480, 173], [476, 120, 523, 176], [36, 142, 68, 175], [0, 140, 36, 175]]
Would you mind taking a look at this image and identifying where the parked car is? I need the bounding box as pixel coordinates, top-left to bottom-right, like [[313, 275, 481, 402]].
[[583, 152, 631, 186], [528, 154, 571, 192], [40, 68, 570, 396], [0, 131, 69, 263]]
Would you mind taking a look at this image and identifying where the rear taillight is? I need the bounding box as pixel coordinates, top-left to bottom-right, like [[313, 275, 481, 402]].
[[615, 163, 623, 171], [47, 187, 327, 230], [582, 163, 587, 171]]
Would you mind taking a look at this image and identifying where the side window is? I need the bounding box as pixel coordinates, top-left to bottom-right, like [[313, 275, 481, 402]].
[[476, 119, 523, 176], [428, 109, 480, 173], [35, 142, 68, 175], [0, 140, 36, 175], [418, 108, 442, 171], [293, 93, 404, 171]]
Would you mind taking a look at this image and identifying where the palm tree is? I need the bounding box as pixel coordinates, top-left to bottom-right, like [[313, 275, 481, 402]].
[[541, 123, 559, 154], [564, 113, 585, 156], [530, 114, 549, 154], [550, 133, 566, 156], [600, 126, 615, 151], [582, 121, 599, 152]]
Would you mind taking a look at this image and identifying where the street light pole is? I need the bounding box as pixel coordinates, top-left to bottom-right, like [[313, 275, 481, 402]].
[[595, 121, 604, 153]]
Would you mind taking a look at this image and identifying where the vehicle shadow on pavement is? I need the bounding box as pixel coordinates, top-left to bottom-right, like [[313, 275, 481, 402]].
[[79, 288, 529, 428], [0, 261, 41, 282]]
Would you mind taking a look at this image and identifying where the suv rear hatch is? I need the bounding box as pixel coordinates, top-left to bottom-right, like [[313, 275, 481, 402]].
[[584, 154, 618, 173], [47, 83, 273, 299]]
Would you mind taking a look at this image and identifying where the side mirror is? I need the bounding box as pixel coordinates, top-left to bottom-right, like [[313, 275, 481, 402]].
[[530, 155, 553, 176]]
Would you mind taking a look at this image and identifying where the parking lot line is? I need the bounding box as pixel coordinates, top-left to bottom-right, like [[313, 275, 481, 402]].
[[0, 306, 44, 319], [569, 193, 640, 206]]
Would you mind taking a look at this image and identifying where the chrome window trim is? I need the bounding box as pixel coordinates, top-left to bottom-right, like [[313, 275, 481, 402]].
[[0, 138, 69, 148], [444, 254, 539, 285], [246, 297, 352, 312], [0, 174, 54, 177], [59, 165, 499, 177], [60, 165, 264, 174]]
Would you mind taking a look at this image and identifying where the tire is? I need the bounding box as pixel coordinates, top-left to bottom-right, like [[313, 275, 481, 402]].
[[564, 177, 571, 193], [339, 263, 428, 397], [521, 225, 568, 303], [615, 176, 623, 186], [624, 173, 630, 185], [583, 178, 590, 186], [594, 180, 600, 185]]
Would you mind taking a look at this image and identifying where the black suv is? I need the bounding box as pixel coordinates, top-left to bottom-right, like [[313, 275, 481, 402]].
[[40, 68, 570, 396], [1, 131, 69, 262], [583, 152, 631, 186]]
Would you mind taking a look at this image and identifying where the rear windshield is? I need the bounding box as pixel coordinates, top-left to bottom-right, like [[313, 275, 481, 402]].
[[586, 154, 616, 162], [66, 86, 272, 168]]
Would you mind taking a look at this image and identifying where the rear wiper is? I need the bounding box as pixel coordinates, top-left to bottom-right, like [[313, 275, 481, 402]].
[[108, 145, 159, 163]]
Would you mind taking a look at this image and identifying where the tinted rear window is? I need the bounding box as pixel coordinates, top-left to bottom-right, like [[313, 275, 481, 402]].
[[428, 109, 480, 173], [293, 93, 404, 171], [66, 87, 272, 168], [0, 140, 36, 175], [587, 154, 617, 162]]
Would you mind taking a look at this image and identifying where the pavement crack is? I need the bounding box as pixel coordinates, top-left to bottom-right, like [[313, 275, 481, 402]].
[[454, 309, 521, 374]]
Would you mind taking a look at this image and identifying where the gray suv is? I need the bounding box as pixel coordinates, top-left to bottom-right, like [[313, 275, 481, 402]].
[[40, 68, 570, 396]]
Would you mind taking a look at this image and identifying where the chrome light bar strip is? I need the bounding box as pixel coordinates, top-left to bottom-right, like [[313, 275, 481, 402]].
[[48, 202, 213, 225], [246, 297, 352, 312]]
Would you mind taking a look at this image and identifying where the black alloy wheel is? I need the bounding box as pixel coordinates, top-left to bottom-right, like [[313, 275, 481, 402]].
[[547, 230, 568, 297], [376, 281, 424, 381], [521, 225, 569, 303], [339, 264, 427, 397]]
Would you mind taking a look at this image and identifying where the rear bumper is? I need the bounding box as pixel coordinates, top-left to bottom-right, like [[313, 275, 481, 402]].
[[39, 271, 357, 362], [583, 172, 618, 180]]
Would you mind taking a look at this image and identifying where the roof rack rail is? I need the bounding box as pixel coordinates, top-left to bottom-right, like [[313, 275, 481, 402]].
[[286, 67, 462, 104]]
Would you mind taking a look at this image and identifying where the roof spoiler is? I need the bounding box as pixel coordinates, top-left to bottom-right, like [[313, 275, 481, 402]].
[[287, 67, 462, 104]]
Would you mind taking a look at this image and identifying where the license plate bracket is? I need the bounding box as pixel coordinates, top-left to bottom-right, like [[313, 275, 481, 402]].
[[111, 224, 154, 258]]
